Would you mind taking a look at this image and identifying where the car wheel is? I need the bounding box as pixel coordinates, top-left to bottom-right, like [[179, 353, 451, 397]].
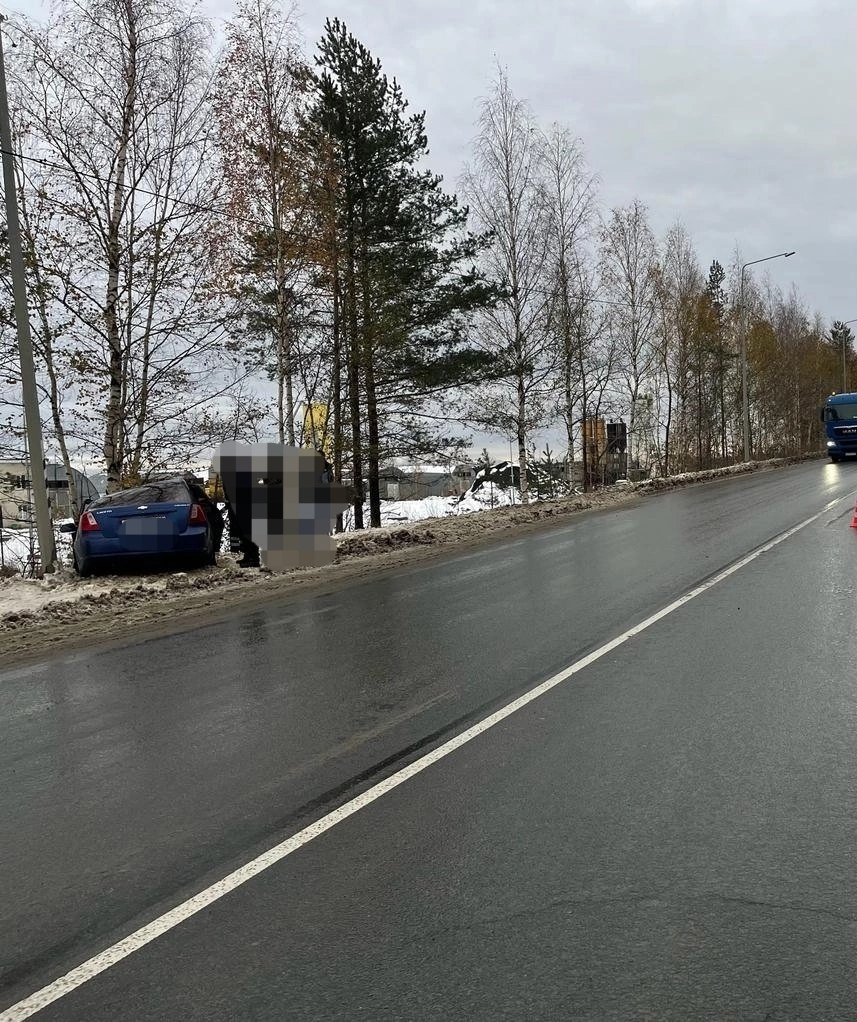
[[830, 454, 841, 463], [75, 554, 94, 577]]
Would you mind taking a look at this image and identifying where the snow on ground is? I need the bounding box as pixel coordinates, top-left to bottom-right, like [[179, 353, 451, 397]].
[[0, 557, 252, 622], [0, 573, 158, 616], [0, 524, 75, 577], [341, 483, 547, 530], [343, 495, 457, 528]]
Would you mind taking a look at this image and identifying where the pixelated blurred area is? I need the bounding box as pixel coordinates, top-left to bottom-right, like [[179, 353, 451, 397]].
[[210, 442, 351, 570]]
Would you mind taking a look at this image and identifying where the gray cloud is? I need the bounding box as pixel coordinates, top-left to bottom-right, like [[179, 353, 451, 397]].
[[16, 0, 854, 313], [14, 0, 855, 461], [299, 0, 856, 317]]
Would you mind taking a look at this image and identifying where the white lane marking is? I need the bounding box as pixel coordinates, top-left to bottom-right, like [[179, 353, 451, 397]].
[[1, 493, 852, 1022]]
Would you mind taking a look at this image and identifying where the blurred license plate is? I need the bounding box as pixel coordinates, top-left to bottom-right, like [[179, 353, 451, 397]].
[[121, 517, 173, 536]]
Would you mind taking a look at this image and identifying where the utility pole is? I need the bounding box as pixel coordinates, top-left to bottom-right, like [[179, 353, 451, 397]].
[[0, 17, 57, 574], [739, 251, 795, 463]]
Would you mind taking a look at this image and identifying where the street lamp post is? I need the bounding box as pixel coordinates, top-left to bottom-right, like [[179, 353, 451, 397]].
[[739, 251, 795, 462]]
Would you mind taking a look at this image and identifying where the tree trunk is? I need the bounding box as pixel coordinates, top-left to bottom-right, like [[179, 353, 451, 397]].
[[344, 207, 364, 529], [628, 380, 639, 473], [285, 329, 295, 446], [663, 358, 673, 478], [364, 355, 381, 526], [102, 5, 137, 492], [130, 220, 162, 481], [564, 359, 575, 484], [274, 254, 295, 446], [258, 13, 294, 449], [276, 331, 285, 444], [517, 375, 527, 502], [332, 255, 344, 533], [575, 315, 590, 492], [359, 195, 381, 528], [36, 324, 80, 518], [718, 343, 728, 461]]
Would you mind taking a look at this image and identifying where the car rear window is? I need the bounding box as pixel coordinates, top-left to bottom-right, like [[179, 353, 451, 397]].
[[91, 480, 190, 508]]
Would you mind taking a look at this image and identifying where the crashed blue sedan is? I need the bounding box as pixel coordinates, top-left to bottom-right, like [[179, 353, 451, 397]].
[[61, 477, 218, 577]]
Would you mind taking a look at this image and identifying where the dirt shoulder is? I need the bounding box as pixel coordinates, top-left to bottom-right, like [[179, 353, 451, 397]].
[[0, 454, 823, 669]]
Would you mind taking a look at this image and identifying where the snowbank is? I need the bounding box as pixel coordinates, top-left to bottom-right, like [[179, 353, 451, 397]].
[[0, 557, 253, 624], [0, 524, 75, 577], [341, 482, 554, 531], [0, 573, 160, 619], [635, 455, 822, 491]]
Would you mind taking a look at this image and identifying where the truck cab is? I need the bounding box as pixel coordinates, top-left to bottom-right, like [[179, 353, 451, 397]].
[[821, 392, 857, 462]]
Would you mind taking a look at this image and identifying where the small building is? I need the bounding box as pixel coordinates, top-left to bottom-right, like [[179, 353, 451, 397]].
[[0, 461, 101, 524], [45, 463, 101, 514], [379, 463, 475, 500]]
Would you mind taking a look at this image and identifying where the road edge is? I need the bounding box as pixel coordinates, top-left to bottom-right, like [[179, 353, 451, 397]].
[[0, 454, 825, 668]]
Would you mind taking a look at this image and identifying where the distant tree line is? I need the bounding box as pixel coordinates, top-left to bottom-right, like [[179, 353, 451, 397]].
[[0, 0, 851, 523]]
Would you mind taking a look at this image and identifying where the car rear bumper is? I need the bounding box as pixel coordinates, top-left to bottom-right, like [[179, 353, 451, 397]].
[[78, 532, 209, 561]]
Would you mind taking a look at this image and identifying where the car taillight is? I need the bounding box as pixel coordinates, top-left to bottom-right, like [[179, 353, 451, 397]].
[[79, 511, 100, 532], [189, 503, 207, 525]]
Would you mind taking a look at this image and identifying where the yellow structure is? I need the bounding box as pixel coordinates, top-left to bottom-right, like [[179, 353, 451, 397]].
[[301, 403, 332, 461], [583, 417, 607, 467]]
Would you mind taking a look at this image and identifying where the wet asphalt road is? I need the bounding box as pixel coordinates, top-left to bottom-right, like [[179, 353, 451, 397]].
[[2, 460, 857, 1020]]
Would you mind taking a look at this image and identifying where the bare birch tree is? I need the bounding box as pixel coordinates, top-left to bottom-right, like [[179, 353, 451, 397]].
[[600, 200, 660, 469], [10, 0, 237, 490], [654, 220, 702, 474], [214, 0, 312, 445], [539, 123, 600, 482], [461, 67, 551, 500], [0, 130, 82, 515]]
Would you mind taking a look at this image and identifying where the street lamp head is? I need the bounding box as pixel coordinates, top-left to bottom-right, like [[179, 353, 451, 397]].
[[742, 250, 796, 273]]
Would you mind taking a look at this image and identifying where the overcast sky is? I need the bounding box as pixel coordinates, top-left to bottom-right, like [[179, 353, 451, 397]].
[[18, 0, 854, 315], [277, 0, 855, 322], [13, 0, 857, 460], [295, 0, 856, 316]]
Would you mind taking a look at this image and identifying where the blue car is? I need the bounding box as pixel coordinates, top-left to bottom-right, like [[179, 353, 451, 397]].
[[61, 477, 218, 577]]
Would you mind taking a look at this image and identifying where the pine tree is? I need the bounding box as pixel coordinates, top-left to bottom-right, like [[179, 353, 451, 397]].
[[830, 320, 855, 391], [705, 259, 734, 461], [302, 20, 497, 528]]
